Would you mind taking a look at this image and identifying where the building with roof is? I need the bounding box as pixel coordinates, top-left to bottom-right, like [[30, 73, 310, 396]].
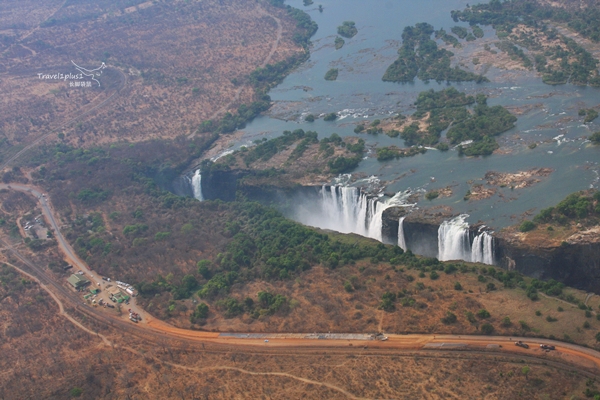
[[106, 285, 130, 303], [67, 274, 90, 289]]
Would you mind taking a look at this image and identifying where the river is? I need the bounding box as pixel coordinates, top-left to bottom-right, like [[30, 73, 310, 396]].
[[205, 0, 600, 231]]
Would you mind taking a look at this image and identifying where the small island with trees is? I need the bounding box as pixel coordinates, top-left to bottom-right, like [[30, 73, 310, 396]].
[[324, 68, 339, 81], [337, 21, 358, 38]]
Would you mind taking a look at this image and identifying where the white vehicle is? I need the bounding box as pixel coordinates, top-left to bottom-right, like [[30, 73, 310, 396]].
[[264, 339, 269, 343]]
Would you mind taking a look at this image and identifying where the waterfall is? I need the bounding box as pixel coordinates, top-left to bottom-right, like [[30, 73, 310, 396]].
[[398, 216, 407, 251], [438, 215, 471, 262], [191, 170, 204, 201], [298, 186, 413, 242], [471, 231, 495, 265]]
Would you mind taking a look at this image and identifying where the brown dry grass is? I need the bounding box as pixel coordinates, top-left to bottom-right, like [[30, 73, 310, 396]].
[[153, 253, 600, 349], [0, 0, 303, 149], [0, 263, 592, 399]]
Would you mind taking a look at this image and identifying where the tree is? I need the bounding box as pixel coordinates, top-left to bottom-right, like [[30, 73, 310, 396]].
[[441, 311, 457, 324], [519, 220, 536, 232], [454, 281, 463, 290], [197, 260, 212, 279], [477, 309, 491, 319], [190, 303, 209, 323], [480, 323, 494, 334], [501, 316, 512, 327]]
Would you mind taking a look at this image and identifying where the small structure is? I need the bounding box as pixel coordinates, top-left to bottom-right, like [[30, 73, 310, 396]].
[[67, 274, 90, 289], [89, 288, 100, 295], [106, 285, 130, 303]]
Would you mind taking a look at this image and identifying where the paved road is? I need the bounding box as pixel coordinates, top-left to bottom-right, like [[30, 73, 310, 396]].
[[2, 183, 600, 376]]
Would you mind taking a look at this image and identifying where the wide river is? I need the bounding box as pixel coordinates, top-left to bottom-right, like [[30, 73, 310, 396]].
[[217, 0, 600, 230]]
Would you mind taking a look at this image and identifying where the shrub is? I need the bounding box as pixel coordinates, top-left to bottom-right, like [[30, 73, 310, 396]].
[[441, 311, 457, 324], [343, 281, 354, 292], [454, 282, 463, 290], [324, 68, 339, 81], [323, 112, 337, 121], [305, 114, 315, 122], [545, 315, 557, 322], [191, 303, 209, 322], [480, 323, 494, 335], [425, 191, 439, 201], [501, 316, 512, 327], [430, 271, 439, 280], [519, 220, 536, 232], [337, 21, 358, 38], [477, 309, 491, 319], [465, 311, 476, 323], [590, 131, 600, 144], [583, 321, 591, 329]]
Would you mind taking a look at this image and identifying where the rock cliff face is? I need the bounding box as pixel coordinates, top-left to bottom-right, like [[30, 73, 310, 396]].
[[495, 236, 600, 293], [175, 175, 600, 293], [382, 207, 451, 258]]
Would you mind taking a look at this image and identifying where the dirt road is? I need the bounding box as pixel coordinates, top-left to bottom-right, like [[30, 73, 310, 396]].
[[2, 183, 600, 377]]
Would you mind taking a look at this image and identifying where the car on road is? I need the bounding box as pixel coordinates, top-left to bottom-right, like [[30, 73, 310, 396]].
[[515, 341, 529, 349], [540, 344, 555, 350], [264, 340, 269, 343]]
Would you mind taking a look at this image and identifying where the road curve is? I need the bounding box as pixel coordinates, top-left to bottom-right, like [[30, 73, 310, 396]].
[[2, 183, 600, 376]]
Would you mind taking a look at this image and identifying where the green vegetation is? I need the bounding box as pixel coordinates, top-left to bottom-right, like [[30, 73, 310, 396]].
[[241, 129, 316, 166], [581, 108, 599, 123], [328, 155, 362, 174], [590, 131, 600, 145], [138, 201, 429, 304], [451, 0, 600, 86], [305, 114, 315, 122], [425, 191, 439, 201], [400, 88, 515, 155], [334, 36, 345, 50], [337, 21, 357, 38], [441, 311, 457, 324], [519, 220, 536, 232], [480, 323, 494, 334], [376, 146, 426, 161], [324, 68, 339, 81], [379, 291, 397, 311], [533, 191, 600, 225], [495, 41, 532, 69], [382, 23, 487, 83], [435, 28, 460, 47], [190, 303, 209, 323], [472, 25, 484, 38], [447, 94, 517, 149], [451, 26, 468, 39], [323, 112, 338, 121]]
